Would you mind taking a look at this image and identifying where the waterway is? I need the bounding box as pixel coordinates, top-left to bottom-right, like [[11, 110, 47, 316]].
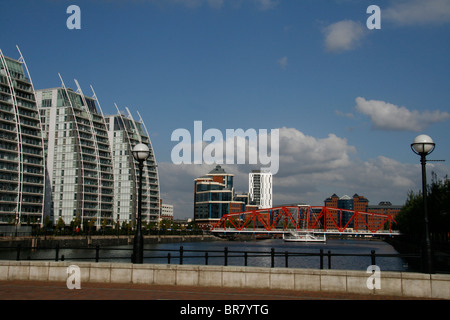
[[140, 238, 413, 271], [1, 238, 416, 272]]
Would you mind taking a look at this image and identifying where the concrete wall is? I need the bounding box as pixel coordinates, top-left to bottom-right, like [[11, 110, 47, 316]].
[[0, 260, 448, 299]]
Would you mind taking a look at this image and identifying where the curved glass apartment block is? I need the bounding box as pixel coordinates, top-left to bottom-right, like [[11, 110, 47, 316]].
[[0, 49, 45, 226], [106, 109, 160, 226], [36, 83, 114, 228]]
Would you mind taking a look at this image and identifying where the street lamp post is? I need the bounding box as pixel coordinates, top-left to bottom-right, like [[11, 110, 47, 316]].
[[411, 134, 435, 274], [131, 143, 150, 264]]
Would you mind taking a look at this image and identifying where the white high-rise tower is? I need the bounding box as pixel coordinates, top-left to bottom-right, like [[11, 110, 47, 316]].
[[249, 170, 272, 209]]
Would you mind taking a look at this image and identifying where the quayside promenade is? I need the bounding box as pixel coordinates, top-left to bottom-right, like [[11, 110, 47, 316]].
[[0, 280, 433, 300], [0, 260, 448, 300]]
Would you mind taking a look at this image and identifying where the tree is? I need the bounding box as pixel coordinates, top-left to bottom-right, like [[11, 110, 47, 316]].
[[427, 174, 450, 242], [56, 217, 65, 234], [87, 218, 97, 235], [43, 215, 52, 229], [396, 174, 450, 243]]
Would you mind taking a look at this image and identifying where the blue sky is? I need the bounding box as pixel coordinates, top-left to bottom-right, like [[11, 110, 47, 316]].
[[2, 0, 450, 218]]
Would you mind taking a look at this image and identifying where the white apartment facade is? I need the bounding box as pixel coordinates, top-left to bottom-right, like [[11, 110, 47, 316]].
[[105, 111, 160, 226], [161, 203, 174, 220], [0, 49, 45, 226], [36, 84, 115, 228], [36, 83, 160, 228], [249, 170, 272, 209], [1, 47, 160, 230]]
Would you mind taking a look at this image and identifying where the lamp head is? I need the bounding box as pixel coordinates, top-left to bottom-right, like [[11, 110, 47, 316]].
[[411, 134, 435, 155], [132, 143, 150, 161]]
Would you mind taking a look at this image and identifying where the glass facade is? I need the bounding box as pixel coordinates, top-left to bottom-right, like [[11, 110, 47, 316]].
[[194, 165, 248, 229]]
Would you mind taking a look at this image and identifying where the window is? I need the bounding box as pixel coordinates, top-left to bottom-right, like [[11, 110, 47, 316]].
[[41, 99, 52, 107]]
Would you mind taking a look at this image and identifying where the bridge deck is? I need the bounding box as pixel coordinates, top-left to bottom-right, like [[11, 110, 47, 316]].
[[210, 228, 400, 236]]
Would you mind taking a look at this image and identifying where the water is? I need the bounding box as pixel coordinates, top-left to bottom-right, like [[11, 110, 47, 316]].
[[140, 239, 410, 271], [1, 239, 412, 272]]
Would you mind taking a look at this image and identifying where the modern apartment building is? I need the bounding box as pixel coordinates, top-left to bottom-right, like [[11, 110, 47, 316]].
[[36, 83, 114, 228], [248, 170, 272, 209], [105, 110, 160, 226], [0, 49, 45, 227], [37, 85, 160, 228], [0, 48, 160, 229]]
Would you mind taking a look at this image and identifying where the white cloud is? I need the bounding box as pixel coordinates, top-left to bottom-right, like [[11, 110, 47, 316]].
[[384, 0, 450, 26], [276, 128, 355, 176], [277, 56, 288, 69], [158, 162, 211, 218], [323, 20, 366, 53], [161, 128, 356, 218], [206, 0, 224, 9], [152, 0, 278, 10], [254, 0, 279, 11], [355, 97, 450, 131], [159, 126, 450, 219], [335, 110, 355, 119]]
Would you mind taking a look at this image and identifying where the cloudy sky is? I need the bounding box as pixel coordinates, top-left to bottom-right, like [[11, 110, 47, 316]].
[[2, 0, 450, 219]]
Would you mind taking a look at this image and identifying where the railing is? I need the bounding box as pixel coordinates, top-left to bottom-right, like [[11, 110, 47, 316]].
[[0, 244, 434, 271]]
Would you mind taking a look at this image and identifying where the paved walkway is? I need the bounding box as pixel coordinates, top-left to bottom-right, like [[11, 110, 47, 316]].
[[0, 280, 429, 300]]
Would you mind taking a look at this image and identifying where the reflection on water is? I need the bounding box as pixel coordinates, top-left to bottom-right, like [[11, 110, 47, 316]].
[[0, 238, 412, 272], [141, 239, 410, 271]]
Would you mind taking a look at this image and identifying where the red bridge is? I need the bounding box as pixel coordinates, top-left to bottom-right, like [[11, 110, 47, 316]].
[[210, 205, 399, 236]]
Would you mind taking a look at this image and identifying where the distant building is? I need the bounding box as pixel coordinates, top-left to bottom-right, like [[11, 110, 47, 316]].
[[324, 193, 400, 231], [367, 201, 402, 219], [194, 165, 247, 230], [249, 170, 272, 209], [324, 193, 368, 212], [352, 194, 369, 211], [324, 193, 339, 208], [161, 203, 174, 221], [0, 50, 45, 227]]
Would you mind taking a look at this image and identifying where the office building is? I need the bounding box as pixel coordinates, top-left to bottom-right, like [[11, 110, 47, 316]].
[[0, 49, 45, 227], [367, 201, 402, 219], [324, 193, 369, 229], [249, 170, 272, 209], [324, 193, 369, 212], [194, 165, 247, 229], [324, 193, 400, 231]]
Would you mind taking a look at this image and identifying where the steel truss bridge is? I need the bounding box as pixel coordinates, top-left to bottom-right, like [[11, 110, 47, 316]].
[[210, 205, 400, 237]]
